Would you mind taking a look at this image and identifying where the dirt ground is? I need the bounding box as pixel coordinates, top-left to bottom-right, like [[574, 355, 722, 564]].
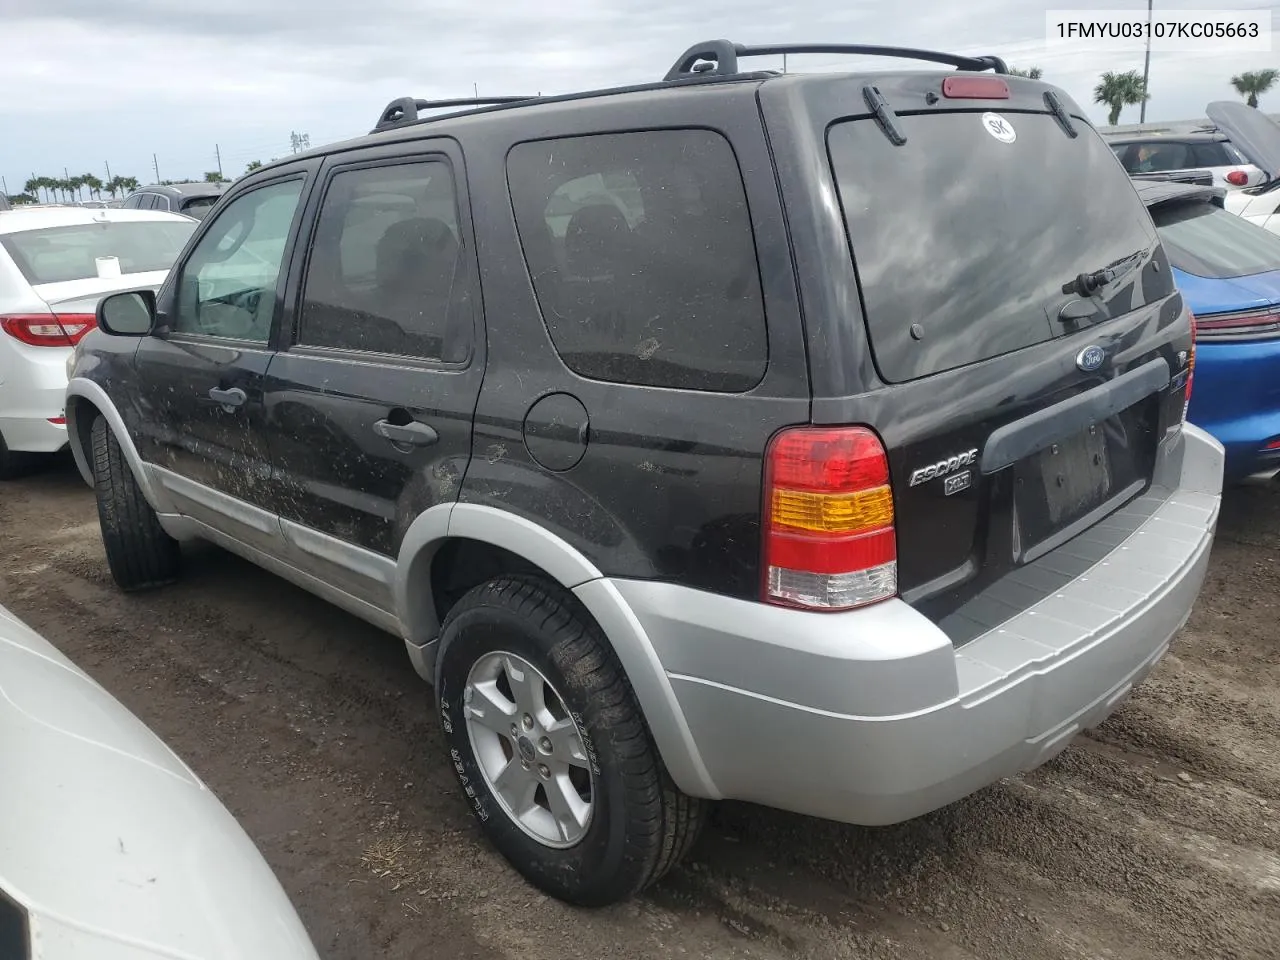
[[1, 455, 1277, 960]]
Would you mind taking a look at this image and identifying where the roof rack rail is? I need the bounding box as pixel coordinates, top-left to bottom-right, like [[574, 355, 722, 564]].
[[663, 40, 1009, 82], [373, 95, 538, 132]]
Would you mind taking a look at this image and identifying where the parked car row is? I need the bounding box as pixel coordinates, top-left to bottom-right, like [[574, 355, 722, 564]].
[[0, 40, 1277, 957]]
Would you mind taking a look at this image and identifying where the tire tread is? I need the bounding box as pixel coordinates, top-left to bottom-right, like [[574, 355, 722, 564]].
[[91, 416, 181, 591]]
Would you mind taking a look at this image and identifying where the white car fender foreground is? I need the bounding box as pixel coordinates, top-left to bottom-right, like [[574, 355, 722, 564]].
[[0, 602, 320, 960]]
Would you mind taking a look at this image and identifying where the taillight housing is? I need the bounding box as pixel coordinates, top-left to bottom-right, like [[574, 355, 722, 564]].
[[1226, 170, 1249, 187], [1191, 306, 1280, 340], [762, 425, 897, 611], [1183, 312, 1196, 421], [0, 313, 97, 347]]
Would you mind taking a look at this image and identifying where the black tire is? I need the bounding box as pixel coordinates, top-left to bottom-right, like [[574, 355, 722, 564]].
[[90, 415, 182, 591], [434, 575, 706, 906]]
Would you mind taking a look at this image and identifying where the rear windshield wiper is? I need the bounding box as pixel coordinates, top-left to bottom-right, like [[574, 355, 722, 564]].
[[1063, 245, 1150, 299]]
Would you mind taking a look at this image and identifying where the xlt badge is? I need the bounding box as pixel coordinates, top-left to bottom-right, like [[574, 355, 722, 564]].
[[909, 448, 978, 487]]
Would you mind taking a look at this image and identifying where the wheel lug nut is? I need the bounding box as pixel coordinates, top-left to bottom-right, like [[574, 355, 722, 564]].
[[539, 737, 552, 753], [522, 714, 534, 730], [509, 723, 518, 737], [538, 764, 550, 780], [521, 759, 530, 770]]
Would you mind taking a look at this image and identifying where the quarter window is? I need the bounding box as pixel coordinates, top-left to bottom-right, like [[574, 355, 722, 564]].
[[297, 160, 468, 362], [507, 129, 768, 393]]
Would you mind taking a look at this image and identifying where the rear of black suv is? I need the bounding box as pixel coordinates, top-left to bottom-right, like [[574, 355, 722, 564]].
[[614, 68, 1223, 825]]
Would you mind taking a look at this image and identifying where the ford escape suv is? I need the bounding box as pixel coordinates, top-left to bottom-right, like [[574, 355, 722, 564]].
[[65, 39, 1224, 907]]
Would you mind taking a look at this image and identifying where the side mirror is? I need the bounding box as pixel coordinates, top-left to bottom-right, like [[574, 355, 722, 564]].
[[97, 290, 157, 336]]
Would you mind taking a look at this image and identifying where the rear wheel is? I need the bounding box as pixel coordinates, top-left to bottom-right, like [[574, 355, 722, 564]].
[[434, 575, 705, 906], [91, 415, 181, 591]]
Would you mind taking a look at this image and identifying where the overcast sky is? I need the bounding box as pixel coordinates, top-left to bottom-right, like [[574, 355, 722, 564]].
[[1, 0, 1277, 196]]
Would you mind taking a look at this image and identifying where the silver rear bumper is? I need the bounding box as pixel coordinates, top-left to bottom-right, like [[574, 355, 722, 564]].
[[611, 423, 1224, 825]]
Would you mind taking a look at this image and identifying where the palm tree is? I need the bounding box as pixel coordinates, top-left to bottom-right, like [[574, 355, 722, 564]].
[[23, 177, 41, 201], [1009, 66, 1043, 79], [81, 173, 104, 200], [66, 175, 86, 202], [245, 160, 263, 173], [1231, 69, 1279, 109], [1094, 70, 1149, 126]]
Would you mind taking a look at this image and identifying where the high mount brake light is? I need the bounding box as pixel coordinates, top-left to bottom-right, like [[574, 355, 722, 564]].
[[941, 76, 1010, 99], [762, 426, 897, 611]]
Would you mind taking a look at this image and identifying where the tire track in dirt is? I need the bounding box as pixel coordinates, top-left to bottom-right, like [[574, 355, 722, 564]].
[[1, 459, 1277, 960]]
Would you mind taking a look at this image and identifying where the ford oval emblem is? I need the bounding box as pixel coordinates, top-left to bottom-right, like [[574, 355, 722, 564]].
[[1076, 345, 1105, 372]]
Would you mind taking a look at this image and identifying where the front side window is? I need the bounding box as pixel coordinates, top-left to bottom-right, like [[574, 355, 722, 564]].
[[172, 178, 304, 342], [297, 160, 467, 361], [507, 129, 768, 393]]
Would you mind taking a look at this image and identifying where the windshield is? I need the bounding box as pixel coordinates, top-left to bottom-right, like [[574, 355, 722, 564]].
[[0, 220, 196, 284], [1152, 200, 1280, 278], [828, 111, 1159, 382]]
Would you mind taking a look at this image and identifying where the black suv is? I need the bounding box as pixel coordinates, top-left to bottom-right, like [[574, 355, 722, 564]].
[[67, 40, 1223, 906]]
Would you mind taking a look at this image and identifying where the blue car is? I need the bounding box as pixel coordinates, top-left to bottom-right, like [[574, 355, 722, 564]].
[[1137, 179, 1280, 483]]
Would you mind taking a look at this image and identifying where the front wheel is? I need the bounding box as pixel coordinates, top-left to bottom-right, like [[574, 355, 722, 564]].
[[91, 415, 182, 591], [434, 575, 705, 906]]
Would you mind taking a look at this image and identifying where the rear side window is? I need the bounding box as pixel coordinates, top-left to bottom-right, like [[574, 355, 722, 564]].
[[1123, 141, 1191, 173], [0, 221, 197, 285], [508, 129, 767, 393], [828, 112, 1158, 382], [297, 160, 467, 362], [1152, 200, 1280, 279]]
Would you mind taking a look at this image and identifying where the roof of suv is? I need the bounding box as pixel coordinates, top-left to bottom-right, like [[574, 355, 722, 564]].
[[131, 182, 229, 199], [252, 39, 1023, 175]]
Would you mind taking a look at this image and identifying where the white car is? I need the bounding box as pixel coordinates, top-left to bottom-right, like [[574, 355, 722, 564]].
[[1207, 100, 1280, 236], [0, 599, 321, 960], [0, 207, 196, 478]]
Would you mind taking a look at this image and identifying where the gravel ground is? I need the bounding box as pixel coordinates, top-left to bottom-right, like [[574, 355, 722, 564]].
[[1, 455, 1277, 960]]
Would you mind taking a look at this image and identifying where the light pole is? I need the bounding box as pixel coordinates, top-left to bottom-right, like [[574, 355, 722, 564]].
[[1140, 0, 1153, 123]]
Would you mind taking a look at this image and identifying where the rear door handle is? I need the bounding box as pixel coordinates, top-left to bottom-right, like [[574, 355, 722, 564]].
[[209, 387, 247, 408], [373, 419, 439, 447]]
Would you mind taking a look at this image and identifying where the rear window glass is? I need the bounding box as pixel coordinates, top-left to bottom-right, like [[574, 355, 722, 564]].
[[828, 112, 1158, 382], [181, 196, 219, 219], [0, 220, 197, 285], [1152, 200, 1280, 279], [508, 129, 767, 393]]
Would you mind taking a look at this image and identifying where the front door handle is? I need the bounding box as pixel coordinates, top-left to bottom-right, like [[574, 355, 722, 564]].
[[209, 386, 247, 408], [373, 419, 439, 447]]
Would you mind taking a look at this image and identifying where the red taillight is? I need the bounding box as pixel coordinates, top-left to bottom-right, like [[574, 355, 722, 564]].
[[0, 313, 97, 347], [1183, 312, 1196, 421], [1192, 307, 1280, 339], [1264, 437, 1280, 451], [941, 76, 1010, 99], [762, 426, 897, 611], [1226, 170, 1249, 187]]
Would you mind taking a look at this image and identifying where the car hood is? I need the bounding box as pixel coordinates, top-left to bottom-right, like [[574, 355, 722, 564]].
[[0, 604, 318, 960], [1207, 101, 1280, 179], [1172, 266, 1280, 316]]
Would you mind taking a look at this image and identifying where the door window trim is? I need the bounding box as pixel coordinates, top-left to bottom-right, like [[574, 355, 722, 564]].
[[282, 148, 478, 373], [158, 172, 312, 350]]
